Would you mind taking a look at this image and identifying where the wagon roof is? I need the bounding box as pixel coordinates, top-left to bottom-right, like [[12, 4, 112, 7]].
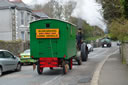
[[30, 18, 77, 27]]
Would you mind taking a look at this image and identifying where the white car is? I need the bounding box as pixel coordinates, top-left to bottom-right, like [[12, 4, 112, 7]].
[[117, 41, 121, 46], [0, 50, 21, 76], [87, 44, 93, 52]]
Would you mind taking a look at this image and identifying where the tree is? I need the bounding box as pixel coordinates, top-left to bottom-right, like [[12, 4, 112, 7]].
[[33, 1, 104, 41], [82, 20, 104, 40], [34, 0, 76, 21], [109, 18, 128, 41], [101, 0, 122, 23], [120, 0, 128, 19]]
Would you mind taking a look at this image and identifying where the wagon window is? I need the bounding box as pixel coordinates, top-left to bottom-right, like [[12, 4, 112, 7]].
[[46, 24, 50, 28]]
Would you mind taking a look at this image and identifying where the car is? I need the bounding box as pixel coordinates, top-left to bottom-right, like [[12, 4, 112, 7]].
[[101, 37, 111, 47], [117, 41, 121, 46], [19, 49, 36, 65], [87, 44, 93, 52], [0, 49, 21, 76]]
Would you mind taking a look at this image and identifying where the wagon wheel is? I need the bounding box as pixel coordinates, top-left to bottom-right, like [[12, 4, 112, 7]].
[[69, 58, 73, 70], [62, 61, 68, 74], [37, 61, 43, 75]]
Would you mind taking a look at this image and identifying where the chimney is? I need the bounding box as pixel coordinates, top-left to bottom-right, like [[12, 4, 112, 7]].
[[9, 0, 22, 3]]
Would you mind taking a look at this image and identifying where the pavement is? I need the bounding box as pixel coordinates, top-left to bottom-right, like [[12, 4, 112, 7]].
[[99, 52, 128, 85]]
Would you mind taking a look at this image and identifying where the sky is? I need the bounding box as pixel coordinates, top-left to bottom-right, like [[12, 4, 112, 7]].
[[22, 0, 107, 31]]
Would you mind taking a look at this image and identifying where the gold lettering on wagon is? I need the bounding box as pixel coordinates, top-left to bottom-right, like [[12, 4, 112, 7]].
[[36, 29, 59, 38]]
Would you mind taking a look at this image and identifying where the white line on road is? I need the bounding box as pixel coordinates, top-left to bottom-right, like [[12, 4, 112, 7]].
[[90, 49, 119, 85], [89, 49, 108, 59], [41, 75, 62, 85]]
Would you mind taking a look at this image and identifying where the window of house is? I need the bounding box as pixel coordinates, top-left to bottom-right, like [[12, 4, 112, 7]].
[[21, 11, 24, 25], [21, 31, 25, 41], [28, 32, 30, 35], [31, 16, 35, 22], [31, 16, 33, 22], [28, 32, 30, 40], [27, 13, 30, 25]]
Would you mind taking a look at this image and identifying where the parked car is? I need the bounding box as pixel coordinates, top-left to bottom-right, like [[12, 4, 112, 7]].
[[87, 44, 93, 52], [0, 50, 21, 76], [19, 49, 36, 65], [117, 41, 121, 46]]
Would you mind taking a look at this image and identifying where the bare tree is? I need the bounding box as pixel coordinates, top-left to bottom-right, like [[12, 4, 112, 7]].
[[34, 0, 76, 21]]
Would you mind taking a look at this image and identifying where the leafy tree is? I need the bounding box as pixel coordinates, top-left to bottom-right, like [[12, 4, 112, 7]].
[[109, 18, 128, 41], [101, 0, 122, 23], [69, 17, 104, 41], [101, 0, 128, 41], [82, 21, 104, 40], [120, 0, 128, 19]]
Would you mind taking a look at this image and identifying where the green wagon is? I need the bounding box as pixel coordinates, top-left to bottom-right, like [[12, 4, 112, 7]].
[[30, 19, 84, 74]]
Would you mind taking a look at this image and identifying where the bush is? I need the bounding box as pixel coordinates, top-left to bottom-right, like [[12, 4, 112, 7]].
[[0, 40, 30, 56], [109, 18, 128, 42]]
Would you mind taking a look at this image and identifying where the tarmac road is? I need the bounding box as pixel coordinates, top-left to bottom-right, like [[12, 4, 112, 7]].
[[0, 42, 118, 85]]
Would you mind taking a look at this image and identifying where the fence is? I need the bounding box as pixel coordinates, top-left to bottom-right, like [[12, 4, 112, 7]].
[[120, 42, 128, 64]]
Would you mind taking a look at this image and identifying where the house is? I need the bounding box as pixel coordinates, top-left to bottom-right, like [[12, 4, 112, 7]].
[[0, 0, 48, 41]]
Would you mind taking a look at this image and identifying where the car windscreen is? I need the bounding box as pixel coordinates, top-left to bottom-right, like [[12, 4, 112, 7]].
[[24, 49, 30, 53]]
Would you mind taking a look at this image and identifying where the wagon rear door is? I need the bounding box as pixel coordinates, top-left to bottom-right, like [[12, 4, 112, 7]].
[[38, 39, 58, 58], [36, 28, 59, 58]]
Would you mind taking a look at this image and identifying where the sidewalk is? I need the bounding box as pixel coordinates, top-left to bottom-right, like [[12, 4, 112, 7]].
[[99, 53, 128, 85]]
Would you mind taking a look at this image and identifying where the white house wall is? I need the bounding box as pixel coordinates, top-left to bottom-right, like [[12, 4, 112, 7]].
[[0, 9, 12, 41]]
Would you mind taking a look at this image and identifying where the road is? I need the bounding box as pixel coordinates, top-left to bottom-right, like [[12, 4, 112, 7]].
[[0, 42, 118, 85]]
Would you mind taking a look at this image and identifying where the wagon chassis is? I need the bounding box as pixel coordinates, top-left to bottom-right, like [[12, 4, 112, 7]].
[[36, 57, 73, 74]]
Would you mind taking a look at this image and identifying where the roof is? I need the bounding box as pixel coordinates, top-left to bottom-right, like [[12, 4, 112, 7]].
[[31, 18, 77, 27], [0, 0, 31, 11], [32, 10, 49, 18], [0, 0, 49, 19]]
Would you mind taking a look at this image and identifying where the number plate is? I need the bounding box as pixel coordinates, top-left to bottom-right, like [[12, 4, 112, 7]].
[[23, 56, 30, 58]]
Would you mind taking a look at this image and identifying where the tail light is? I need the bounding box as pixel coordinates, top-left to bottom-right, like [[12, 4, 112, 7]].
[[31, 56, 34, 58], [19, 55, 21, 58], [64, 55, 66, 58]]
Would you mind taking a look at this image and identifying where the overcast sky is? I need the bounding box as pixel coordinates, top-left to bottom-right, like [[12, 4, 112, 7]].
[[22, 0, 106, 31]]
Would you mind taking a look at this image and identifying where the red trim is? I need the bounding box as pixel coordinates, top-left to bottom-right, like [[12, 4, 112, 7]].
[[31, 56, 34, 58], [64, 55, 66, 58], [39, 58, 58, 67], [19, 55, 21, 58]]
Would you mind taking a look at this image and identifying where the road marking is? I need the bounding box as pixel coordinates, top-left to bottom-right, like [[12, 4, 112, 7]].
[[41, 75, 63, 85], [90, 49, 119, 85], [89, 50, 107, 59], [89, 48, 110, 59]]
